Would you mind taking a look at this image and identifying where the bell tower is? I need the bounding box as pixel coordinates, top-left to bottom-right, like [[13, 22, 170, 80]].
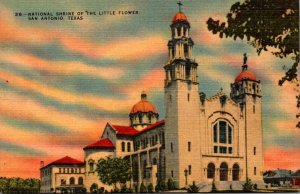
[[230, 54, 264, 182], [164, 2, 201, 188]]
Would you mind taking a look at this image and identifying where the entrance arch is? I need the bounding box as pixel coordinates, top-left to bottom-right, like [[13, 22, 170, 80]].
[[232, 163, 240, 181], [207, 163, 215, 179], [220, 162, 228, 181]]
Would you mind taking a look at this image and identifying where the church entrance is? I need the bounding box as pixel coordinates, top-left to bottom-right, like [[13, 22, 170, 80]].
[[220, 162, 228, 181], [232, 163, 240, 181]]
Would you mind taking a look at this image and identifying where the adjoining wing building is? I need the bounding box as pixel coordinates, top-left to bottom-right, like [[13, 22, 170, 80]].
[[40, 8, 264, 193]]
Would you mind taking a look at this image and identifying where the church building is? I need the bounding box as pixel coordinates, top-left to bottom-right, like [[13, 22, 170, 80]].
[[40, 5, 264, 193]]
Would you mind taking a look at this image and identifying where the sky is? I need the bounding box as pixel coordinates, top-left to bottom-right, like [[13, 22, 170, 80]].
[[0, 0, 299, 178]]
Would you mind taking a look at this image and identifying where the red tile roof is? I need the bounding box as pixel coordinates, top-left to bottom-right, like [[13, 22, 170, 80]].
[[111, 120, 165, 137], [42, 156, 84, 169], [111, 125, 139, 136], [83, 138, 115, 150]]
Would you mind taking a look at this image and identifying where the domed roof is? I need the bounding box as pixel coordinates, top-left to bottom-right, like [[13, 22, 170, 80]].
[[235, 70, 257, 83], [130, 92, 158, 114], [172, 12, 188, 23]]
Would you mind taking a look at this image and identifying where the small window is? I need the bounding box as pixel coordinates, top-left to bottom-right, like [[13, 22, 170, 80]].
[[67, 168, 69, 173], [71, 168, 74, 173], [219, 146, 227, 153], [228, 126, 232, 144], [254, 147, 256, 155], [171, 143, 173, 153], [61, 179, 66, 185], [63, 168, 65, 173], [169, 95, 172, 102], [214, 146, 218, 153], [213, 124, 218, 143], [188, 165, 192, 175], [127, 142, 131, 152], [188, 93, 190, 101], [59, 168, 61, 173], [188, 142, 191, 152], [171, 170, 174, 177], [70, 177, 75, 185], [228, 147, 232, 154], [254, 167, 257, 175], [219, 121, 227, 143], [253, 105, 255, 113], [121, 142, 125, 152], [78, 177, 83, 185], [89, 162, 94, 172]]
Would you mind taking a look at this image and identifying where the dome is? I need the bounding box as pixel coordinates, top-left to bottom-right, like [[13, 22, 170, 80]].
[[130, 92, 158, 114], [235, 70, 257, 83], [172, 12, 188, 23]]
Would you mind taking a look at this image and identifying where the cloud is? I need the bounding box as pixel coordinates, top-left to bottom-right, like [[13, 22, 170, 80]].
[[121, 68, 165, 99], [0, 90, 99, 134], [264, 147, 300, 171], [0, 70, 135, 112], [0, 51, 124, 80]]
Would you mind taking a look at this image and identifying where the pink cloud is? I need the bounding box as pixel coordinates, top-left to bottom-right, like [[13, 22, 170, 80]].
[[0, 52, 124, 80], [264, 147, 300, 171], [121, 68, 165, 100]]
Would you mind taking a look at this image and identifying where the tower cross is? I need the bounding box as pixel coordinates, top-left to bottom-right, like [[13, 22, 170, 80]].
[[177, 1, 183, 12]]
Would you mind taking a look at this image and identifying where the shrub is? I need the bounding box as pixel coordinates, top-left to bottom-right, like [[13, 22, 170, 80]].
[[147, 183, 154, 193], [167, 178, 176, 190], [90, 183, 98, 193], [242, 178, 253, 192], [98, 187, 104, 193], [187, 181, 199, 193], [253, 183, 258, 190], [140, 182, 147, 193], [120, 186, 133, 193]]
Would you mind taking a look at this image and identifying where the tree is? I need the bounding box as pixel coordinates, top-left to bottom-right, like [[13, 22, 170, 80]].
[[207, 0, 299, 127], [96, 156, 131, 190], [242, 178, 253, 192], [187, 181, 199, 193], [90, 183, 98, 193]]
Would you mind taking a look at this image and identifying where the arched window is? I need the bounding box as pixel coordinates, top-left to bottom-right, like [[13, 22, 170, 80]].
[[121, 142, 125, 152], [184, 44, 189, 58], [232, 164, 240, 181], [148, 114, 152, 123], [127, 142, 131, 152], [88, 160, 94, 172], [207, 163, 215, 179], [78, 177, 83, 185], [220, 162, 228, 181], [138, 114, 143, 123], [213, 121, 233, 154], [70, 177, 75, 185], [177, 27, 181, 36]]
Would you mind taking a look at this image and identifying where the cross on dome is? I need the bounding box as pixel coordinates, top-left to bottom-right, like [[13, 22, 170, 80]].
[[177, 1, 183, 12]]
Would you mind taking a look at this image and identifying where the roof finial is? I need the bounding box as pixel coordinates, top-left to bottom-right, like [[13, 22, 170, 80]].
[[141, 91, 147, 100], [177, 1, 183, 12], [242, 53, 248, 71], [243, 53, 247, 64]]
